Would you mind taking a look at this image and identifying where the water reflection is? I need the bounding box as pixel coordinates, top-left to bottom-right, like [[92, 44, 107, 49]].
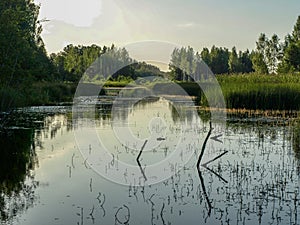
[[1, 104, 300, 224], [293, 121, 300, 161], [0, 109, 73, 224], [0, 128, 37, 223]]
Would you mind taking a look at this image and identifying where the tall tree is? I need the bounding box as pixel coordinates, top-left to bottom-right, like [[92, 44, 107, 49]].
[[255, 33, 269, 73], [239, 50, 254, 73], [292, 15, 300, 42], [254, 33, 282, 74], [200, 48, 211, 68], [266, 34, 281, 74], [283, 42, 300, 71], [210, 46, 229, 74], [0, 0, 53, 85], [277, 16, 300, 73], [256, 33, 268, 56], [228, 47, 240, 73], [169, 48, 183, 80], [251, 51, 268, 74]]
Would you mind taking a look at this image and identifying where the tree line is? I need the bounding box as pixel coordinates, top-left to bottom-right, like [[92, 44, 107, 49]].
[[169, 16, 300, 80], [50, 44, 165, 83], [1, 0, 300, 110]]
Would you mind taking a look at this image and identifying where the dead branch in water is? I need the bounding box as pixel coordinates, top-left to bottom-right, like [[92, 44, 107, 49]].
[[201, 151, 229, 168], [136, 140, 148, 181], [197, 121, 213, 169], [197, 121, 213, 216]]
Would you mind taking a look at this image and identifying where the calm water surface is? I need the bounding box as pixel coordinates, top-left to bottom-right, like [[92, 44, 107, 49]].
[[1, 99, 300, 225]]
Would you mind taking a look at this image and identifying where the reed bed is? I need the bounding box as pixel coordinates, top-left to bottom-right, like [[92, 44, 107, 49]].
[[217, 73, 300, 110]]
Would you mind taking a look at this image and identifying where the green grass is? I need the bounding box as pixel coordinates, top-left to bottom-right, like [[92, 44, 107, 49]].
[[85, 74, 300, 110], [217, 73, 300, 110], [2, 73, 300, 112]]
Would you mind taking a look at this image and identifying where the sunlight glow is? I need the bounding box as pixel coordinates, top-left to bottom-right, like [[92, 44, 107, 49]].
[[34, 0, 102, 27]]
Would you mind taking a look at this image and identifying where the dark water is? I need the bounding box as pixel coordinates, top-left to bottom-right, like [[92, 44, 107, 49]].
[[1, 99, 300, 225]]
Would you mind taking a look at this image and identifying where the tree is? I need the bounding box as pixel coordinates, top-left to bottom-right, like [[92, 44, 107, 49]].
[[169, 47, 196, 81], [0, 0, 53, 85], [200, 48, 211, 68], [239, 50, 254, 73], [292, 15, 300, 42], [266, 34, 281, 74], [254, 33, 282, 74], [210, 46, 229, 74], [228, 47, 240, 73], [284, 42, 300, 71], [51, 44, 136, 82], [282, 34, 293, 51], [251, 52, 268, 74], [277, 16, 300, 73]]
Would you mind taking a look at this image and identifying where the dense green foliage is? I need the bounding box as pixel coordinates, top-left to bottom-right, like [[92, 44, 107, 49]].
[[169, 45, 254, 78], [169, 16, 300, 77], [1, 0, 300, 112], [0, 0, 56, 111], [0, 0, 54, 85], [50, 44, 103, 82], [217, 74, 300, 110], [51, 44, 135, 82]]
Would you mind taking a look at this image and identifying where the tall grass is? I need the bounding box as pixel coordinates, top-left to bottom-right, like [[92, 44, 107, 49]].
[[216, 73, 300, 110], [2, 73, 300, 111]]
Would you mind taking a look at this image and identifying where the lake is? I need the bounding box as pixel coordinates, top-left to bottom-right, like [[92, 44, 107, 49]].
[[1, 97, 300, 225]]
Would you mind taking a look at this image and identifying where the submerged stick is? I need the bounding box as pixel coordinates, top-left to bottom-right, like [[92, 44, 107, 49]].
[[196, 121, 213, 216], [198, 169, 212, 216], [202, 165, 228, 183], [136, 140, 148, 181], [201, 151, 229, 168], [210, 134, 223, 143], [137, 140, 148, 162], [160, 202, 166, 225], [197, 121, 213, 168]]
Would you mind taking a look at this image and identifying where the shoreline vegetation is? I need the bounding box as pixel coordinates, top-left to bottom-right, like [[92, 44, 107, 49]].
[[1, 0, 300, 114], [1, 72, 300, 112], [3, 72, 300, 112]]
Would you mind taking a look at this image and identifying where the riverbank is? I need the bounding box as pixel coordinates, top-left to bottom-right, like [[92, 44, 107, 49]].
[[1, 73, 300, 112], [0, 82, 77, 111]]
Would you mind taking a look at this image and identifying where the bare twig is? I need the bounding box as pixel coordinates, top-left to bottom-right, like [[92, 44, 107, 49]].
[[201, 151, 229, 167], [210, 134, 223, 143], [136, 140, 148, 181], [197, 121, 213, 216], [197, 170, 212, 216], [197, 121, 213, 168], [202, 165, 228, 183], [160, 202, 166, 225]]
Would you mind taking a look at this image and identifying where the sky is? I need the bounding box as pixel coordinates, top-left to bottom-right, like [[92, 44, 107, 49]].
[[34, 0, 300, 55]]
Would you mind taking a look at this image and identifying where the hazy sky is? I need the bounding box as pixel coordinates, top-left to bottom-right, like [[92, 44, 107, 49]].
[[34, 0, 300, 54]]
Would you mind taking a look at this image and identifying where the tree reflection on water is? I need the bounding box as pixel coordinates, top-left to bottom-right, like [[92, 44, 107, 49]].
[[0, 128, 37, 223], [293, 120, 300, 172], [0, 110, 72, 224]]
